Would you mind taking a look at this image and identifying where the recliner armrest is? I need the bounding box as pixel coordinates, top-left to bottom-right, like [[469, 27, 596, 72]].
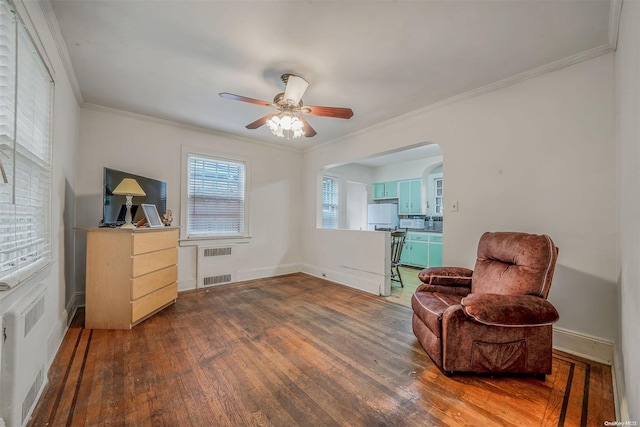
[[416, 267, 473, 297], [418, 267, 473, 286], [461, 293, 559, 327]]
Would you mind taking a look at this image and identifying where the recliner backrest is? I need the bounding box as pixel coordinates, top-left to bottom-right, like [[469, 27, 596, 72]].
[[471, 232, 558, 298]]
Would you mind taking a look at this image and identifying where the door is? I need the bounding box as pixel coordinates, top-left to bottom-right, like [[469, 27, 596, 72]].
[[428, 242, 442, 267], [398, 181, 411, 214], [346, 181, 367, 230], [409, 241, 428, 267]]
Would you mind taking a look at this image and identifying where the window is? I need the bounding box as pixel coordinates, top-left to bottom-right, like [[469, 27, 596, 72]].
[[0, 1, 54, 285], [434, 178, 443, 215], [322, 176, 339, 229], [186, 154, 246, 238]]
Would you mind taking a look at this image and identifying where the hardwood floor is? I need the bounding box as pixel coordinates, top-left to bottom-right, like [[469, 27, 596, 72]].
[[29, 273, 615, 427], [385, 266, 423, 307]]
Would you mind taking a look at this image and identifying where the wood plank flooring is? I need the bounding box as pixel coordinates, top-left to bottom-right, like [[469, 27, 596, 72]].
[[385, 266, 423, 307], [29, 273, 615, 427]]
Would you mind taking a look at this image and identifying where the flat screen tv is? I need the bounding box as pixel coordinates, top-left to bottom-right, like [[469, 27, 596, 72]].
[[102, 167, 167, 226]]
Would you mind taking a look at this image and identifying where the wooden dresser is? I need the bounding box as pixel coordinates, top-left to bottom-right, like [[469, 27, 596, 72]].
[[85, 227, 179, 329]]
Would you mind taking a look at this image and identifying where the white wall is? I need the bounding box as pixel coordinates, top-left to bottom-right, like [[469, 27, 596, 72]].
[[74, 106, 303, 293], [0, 0, 80, 415], [302, 54, 617, 344], [615, 0, 640, 421]]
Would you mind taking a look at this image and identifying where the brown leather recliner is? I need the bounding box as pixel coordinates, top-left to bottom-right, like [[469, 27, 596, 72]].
[[411, 231, 559, 376]]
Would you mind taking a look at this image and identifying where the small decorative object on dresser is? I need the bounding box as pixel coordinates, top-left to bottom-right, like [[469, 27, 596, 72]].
[[141, 203, 163, 228], [162, 209, 173, 226]]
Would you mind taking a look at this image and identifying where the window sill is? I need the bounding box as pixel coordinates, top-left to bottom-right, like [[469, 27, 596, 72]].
[[0, 259, 53, 302]]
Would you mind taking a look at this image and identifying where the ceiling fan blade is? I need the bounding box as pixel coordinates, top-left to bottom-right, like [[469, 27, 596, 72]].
[[298, 115, 317, 137], [284, 75, 309, 106], [301, 105, 354, 119], [245, 114, 274, 129], [219, 92, 273, 107]]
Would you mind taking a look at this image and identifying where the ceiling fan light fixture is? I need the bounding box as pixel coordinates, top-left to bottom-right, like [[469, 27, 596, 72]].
[[267, 111, 305, 140], [283, 74, 309, 106]]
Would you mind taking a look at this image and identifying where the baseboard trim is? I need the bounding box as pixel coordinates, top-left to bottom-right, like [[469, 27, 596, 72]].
[[178, 278, 197, 292], [552, 326, 614, 365], [300, 263, 381, 295], [74, 291, 86, 308], [612, 344, 630, 422], [235, 263, 301, 283]]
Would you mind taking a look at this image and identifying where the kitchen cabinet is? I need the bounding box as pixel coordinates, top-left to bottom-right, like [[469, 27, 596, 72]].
[[427, 234, 443, 267], [400, 232, 442, 268], [398, 179, 422, 214], [373, 181, 398, 200]]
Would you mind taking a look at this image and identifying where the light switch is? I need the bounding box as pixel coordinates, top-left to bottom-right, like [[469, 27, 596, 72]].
[[450, 200, 458, 212]]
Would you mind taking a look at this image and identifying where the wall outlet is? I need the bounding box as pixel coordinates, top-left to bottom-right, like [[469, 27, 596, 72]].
[[450, 200, 459, 212]]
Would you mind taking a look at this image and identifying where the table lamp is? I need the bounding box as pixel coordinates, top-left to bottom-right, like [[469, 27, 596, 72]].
[[112, 178, 146, 228]]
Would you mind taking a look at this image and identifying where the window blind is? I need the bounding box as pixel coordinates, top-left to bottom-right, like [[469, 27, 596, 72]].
[[0, 0, 53, 286], [322, 176, 338, 229], [187, 155, 245, 237]]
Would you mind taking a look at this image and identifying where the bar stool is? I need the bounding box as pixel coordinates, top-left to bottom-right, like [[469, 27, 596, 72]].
[[390, 230, 407, 287]]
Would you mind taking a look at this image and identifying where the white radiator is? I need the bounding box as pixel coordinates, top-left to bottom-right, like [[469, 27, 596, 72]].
[[197, 245, 236, 287], [0, 284, 47, 427]]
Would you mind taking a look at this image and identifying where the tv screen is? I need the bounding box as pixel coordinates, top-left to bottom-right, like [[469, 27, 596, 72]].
[[102, 167, 167, 226]]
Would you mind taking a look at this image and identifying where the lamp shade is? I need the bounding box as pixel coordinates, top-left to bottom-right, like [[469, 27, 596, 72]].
[[112, 178, 146, 196]]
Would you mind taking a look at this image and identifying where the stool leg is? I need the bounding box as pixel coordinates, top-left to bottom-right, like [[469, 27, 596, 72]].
[[396, 266, 403, 287]]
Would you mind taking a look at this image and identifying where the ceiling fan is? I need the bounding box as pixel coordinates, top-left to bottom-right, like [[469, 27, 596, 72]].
[[219, 74, 354, 139]]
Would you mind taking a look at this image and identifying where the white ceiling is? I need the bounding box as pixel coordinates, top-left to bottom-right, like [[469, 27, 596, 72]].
[[47, 0, 614, 152]]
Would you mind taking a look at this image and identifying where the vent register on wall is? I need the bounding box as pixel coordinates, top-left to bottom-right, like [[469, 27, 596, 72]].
[[197, 245, 236, 287], [1, 284, 47, 427]]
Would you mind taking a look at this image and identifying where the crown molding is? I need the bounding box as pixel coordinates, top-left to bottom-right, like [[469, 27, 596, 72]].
[[38, 0, 83, 104], [608, 0, 623, 50], [307, 41, 616, 155], [81, 103, 302, 155]]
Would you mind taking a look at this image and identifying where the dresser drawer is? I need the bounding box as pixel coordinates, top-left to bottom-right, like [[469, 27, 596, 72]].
[[131, 283, 177, 324], [429, 235, 443, 243], [131, 264, 178, 300], [132, 229, 179, 255], [132, 247, 177, 277]]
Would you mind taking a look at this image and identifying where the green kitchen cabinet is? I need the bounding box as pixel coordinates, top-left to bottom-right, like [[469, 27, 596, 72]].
[[373, 181, 398, 199], [400, 240, 410, 264], [398, 179, 422, 214], [428, 241, 443, 267], [409, 241, 428, 267], [400, 232, 442, 268]]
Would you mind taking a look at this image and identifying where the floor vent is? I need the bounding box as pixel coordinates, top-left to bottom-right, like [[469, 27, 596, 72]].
[[197, 245, 236, 288]]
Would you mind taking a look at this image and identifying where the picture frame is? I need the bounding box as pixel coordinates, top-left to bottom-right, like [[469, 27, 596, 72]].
[[141, 203, 164, 228]]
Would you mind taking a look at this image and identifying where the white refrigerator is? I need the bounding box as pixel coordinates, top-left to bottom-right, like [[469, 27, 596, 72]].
[[367, 203, 399, 230]]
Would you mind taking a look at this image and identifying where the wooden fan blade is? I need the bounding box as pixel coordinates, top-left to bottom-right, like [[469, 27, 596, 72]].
[[219, 92, 273, 107], [246, 114, 274, 129], [298, 115, 317, 137], [301, 105, 354, 119]]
